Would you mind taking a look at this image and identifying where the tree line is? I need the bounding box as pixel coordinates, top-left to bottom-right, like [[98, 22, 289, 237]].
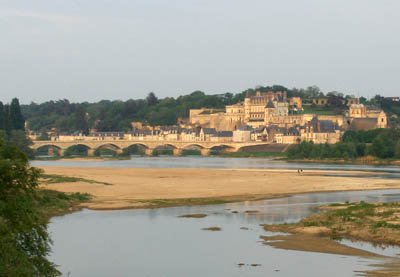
[[287, 129, 400, 160], [21, 85, 398, 135], [0, 98, 33, 157], [22, 91, 245, 134], [0, 98, 25, 133]]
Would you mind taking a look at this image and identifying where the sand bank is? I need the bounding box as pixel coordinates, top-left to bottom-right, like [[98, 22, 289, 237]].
[[38, 166, 400, 210]]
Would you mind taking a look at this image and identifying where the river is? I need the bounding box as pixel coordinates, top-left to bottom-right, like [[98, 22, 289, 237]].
[[42, 157, 400, 276], [33, 156, 400, 173]]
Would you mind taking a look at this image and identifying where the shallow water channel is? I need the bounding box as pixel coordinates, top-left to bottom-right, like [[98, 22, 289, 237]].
[[49, 189, 400, 277]]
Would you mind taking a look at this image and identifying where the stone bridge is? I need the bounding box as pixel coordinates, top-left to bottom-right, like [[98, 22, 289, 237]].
[[31, 139, 277, 156]]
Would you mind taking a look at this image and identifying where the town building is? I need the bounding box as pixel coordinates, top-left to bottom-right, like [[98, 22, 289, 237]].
[[189, 91, 388, 144]]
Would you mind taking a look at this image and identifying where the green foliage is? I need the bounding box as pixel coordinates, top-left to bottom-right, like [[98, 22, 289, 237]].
[[287, 141, 359, 160], [368, 133, 396, 158], [64, 145, 88, 157], [122, 145, 145, 155], [0, 138, 60, 276], [42, 174, 112, 186], [372, 221, 400, 230], [220, 151, 286, 158], [94, 148, 116, 157], [20, 89, 263, 132], [289, 129, 400, 160], [181, 149, 201, 156], [0, 102, 5, 130], [342, 129, 399, 143], [9, 130, 35, 159], [9, 98, 25, 131], [396, 140, 400, 158]]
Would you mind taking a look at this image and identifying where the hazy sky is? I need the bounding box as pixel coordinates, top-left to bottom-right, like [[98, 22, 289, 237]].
[[1, 0, 399, 104]]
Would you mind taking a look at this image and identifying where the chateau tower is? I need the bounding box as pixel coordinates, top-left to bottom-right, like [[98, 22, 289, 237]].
[[264, 100, 275, 123]]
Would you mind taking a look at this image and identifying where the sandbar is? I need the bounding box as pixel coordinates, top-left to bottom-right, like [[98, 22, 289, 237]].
[[38, 166, 400, 210]]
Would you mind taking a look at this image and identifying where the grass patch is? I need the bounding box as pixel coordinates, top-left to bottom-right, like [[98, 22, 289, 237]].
[[41, 174, 113, 186], [140, 198, 228, 208], [36, 189, 91, 218], [372, 221, 400, 230], [264, 201, 400, 246]]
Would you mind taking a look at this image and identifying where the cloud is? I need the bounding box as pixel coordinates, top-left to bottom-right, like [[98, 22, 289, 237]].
[[0, 7, 86, 24]]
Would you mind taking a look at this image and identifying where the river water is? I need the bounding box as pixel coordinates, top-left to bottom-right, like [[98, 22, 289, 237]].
[[33, 156, 400, 173], [42, 157, 400, 276]]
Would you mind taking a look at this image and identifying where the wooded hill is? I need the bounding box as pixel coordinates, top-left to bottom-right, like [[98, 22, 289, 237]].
[[14, 85, 400, 134]]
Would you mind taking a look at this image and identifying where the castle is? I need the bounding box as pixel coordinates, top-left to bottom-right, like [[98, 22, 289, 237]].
[[189, 90, 388, 144]]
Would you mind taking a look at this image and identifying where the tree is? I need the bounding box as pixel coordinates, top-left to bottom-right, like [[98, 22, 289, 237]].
[[395, 140, 400, 158], [3, 104, 11, 135], [369, 133, 395, 159], [9, 130, 34, 158], [0, 102, 4, 130], [0, 137, 60, 276], [9, 98, 25, 131], [74, 105, 89, 135], [146, 92, 158, 106]]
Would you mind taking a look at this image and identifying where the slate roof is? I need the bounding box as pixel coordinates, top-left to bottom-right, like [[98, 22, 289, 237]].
[[265, 100, 275, 108], [90, 132, 124, 137], [217, 131, 233, 137], [349, 118, 377, 131], [202, 128, 217, 135], [309, 117, 338, 133]]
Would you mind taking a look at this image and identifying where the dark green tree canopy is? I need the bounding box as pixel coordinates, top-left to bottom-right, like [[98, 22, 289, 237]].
[[9, 98, 25, 131], [0, 102, 5, 130], [0, 137, 60, 276]]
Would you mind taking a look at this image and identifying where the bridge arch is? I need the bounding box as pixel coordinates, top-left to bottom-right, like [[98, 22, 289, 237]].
[[181, 143, 205, 150], [123, 143, 150, 155], [152, 143, 179, 156], [209, 144, 236, 150], [64, 143, 92, 157], [95, 143, 122, 151], [34, 144, 62, 151], [93, 143, 123, 156], [153, 143, 178, 150], [34, 144, 62, 157], [209, 144, 237, 154], [125, 143, 150, 149]]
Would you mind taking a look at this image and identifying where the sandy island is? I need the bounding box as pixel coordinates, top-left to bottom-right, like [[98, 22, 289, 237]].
[[39, 166, 400, 210]]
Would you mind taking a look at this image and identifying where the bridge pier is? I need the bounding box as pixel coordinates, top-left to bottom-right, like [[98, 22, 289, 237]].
[[224, 148, 236, 153], [87, 149, 95, 156], [173, 148, 182, 156], [144, 148, 154, 156], [200, 149, 210, 156], [58, 149, 65, 157]]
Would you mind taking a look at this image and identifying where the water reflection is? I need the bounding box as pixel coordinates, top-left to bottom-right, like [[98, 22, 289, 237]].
[[49, 189, 400, 277]]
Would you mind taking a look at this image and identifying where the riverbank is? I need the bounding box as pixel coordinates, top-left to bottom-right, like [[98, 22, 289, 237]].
[[288, 157, 400, 165], [38, 166, 400, 210], [263, 201, 400, 246], [263, 201, 400, 276]]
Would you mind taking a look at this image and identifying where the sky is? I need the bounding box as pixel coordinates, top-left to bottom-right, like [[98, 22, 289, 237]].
[[0, 0, 399, 104]]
